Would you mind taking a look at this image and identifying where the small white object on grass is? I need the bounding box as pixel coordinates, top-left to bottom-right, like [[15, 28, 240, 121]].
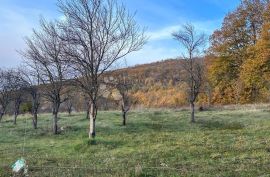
[[11, 158, 26, 173]]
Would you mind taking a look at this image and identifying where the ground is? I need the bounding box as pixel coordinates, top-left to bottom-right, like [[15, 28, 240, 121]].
[[1, 109, 270, 176]]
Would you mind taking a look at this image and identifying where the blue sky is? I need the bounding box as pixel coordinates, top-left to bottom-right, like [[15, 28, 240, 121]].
[[0, 0, 240, 68]]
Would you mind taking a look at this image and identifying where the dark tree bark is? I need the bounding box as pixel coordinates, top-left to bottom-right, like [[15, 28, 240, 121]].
[[122, 104, 128, 126], [0, 107, 7, 123], [31, 92, 40, 129], [190, 102, 195, 123], [52, 101, 61, 134], [121, 97, 130, 126], [32, 112, 38, 129], [13, 97, 22, 125], [0, 113, 4, 122], [68, 105, 72, 116]]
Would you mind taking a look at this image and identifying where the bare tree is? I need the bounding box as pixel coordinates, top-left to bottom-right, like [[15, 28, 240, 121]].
[[0, 69, 13, 122], [66, 97, 73, 116], [114, 72, 132, 126], [172, 23, 207, 123], [20, 67, 41, 129], [106, 63, 133, 126], [10, 69, 28, 125], [63, 89, 75, 116], [21, 18, 68, 134], [58, 0, 146, 139]]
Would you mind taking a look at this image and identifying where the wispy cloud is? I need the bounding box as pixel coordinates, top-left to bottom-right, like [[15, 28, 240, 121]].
[[126, 18, 221, 64], [146, 19, 221, 42], [146, 25, 180, 41]]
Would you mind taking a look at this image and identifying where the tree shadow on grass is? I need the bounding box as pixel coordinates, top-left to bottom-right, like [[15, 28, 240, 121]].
[[197, 120, 244, 130]]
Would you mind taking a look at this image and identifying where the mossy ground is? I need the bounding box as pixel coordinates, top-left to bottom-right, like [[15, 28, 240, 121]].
[[1, 109, 270, 176]]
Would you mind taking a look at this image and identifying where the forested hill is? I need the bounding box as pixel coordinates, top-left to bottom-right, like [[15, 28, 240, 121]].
[[115, 59, 183, 86], [105, 58, 206, 109]]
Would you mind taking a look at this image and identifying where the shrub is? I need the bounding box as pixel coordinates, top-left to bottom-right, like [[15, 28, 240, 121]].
[[20, 102, 32, 114]]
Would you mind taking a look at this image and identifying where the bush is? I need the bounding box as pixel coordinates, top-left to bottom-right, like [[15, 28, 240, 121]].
[[20, 102, 32, 114]]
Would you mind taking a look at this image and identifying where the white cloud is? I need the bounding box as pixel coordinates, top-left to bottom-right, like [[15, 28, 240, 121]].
[[146, 19, 221, 42], [126, 19, 221, 65], [146, 25, 180, 41]]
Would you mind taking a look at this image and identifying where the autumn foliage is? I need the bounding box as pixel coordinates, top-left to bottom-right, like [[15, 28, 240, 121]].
[[207, 0, 270, 104]]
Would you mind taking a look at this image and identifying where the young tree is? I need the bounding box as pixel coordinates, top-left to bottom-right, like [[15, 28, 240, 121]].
[[63, 90, 75, 116], [20, 67, 41, 129], [173, 23, 207, 123], [21, 18, 68, 134], [0, 69, 13, 122], [108, 70, 133, 126], [58, 0, 146, 139], [10, 70, 28, 125]]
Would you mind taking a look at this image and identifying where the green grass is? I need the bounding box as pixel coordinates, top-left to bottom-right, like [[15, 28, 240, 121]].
[[1, 109, 270, 176]]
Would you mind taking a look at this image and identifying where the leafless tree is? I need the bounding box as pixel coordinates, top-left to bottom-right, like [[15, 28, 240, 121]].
[[0, 69, 27, 124], [58, 0, 147, 139], [10, 69, 28, 125], [172, 23, 207, 123], [63, 89, 75, 116], [21, 18, 69, 134], [19, 67, 41, 129], [114, 72, 132, 126], [0, 69, 13, 122]]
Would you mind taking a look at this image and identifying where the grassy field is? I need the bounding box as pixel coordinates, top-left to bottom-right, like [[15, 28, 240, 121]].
[[1, 109, 270, 176]]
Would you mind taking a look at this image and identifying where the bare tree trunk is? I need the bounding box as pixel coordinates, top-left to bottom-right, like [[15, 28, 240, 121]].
[[68, 106, 72, 116], [33, 113, 38, 129], [121, 102, 128, 126], [53, 113, 58, 134], [31, 92, 40, 129], [52, 103, 60, 135], [14, 112, 18, 125], [122, 111, 126, 126], [14, 99, 21, 125], [190, 102, 195, 123], [89, 102, 97, 139], [121, 97, 129, 126], [86, 110, 89, 120], [32, 104, 39, 129], [14, 106, 19, 125], [0, 113, 3, 122], [85, 99, 90, 119]]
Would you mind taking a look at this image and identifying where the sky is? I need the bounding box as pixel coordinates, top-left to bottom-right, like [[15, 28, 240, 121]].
[[0, 0, 241, 68]]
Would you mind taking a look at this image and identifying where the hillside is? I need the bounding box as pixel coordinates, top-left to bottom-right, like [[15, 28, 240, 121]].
[[68, 58, 205, 111], [108, 58, 206, 109]]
